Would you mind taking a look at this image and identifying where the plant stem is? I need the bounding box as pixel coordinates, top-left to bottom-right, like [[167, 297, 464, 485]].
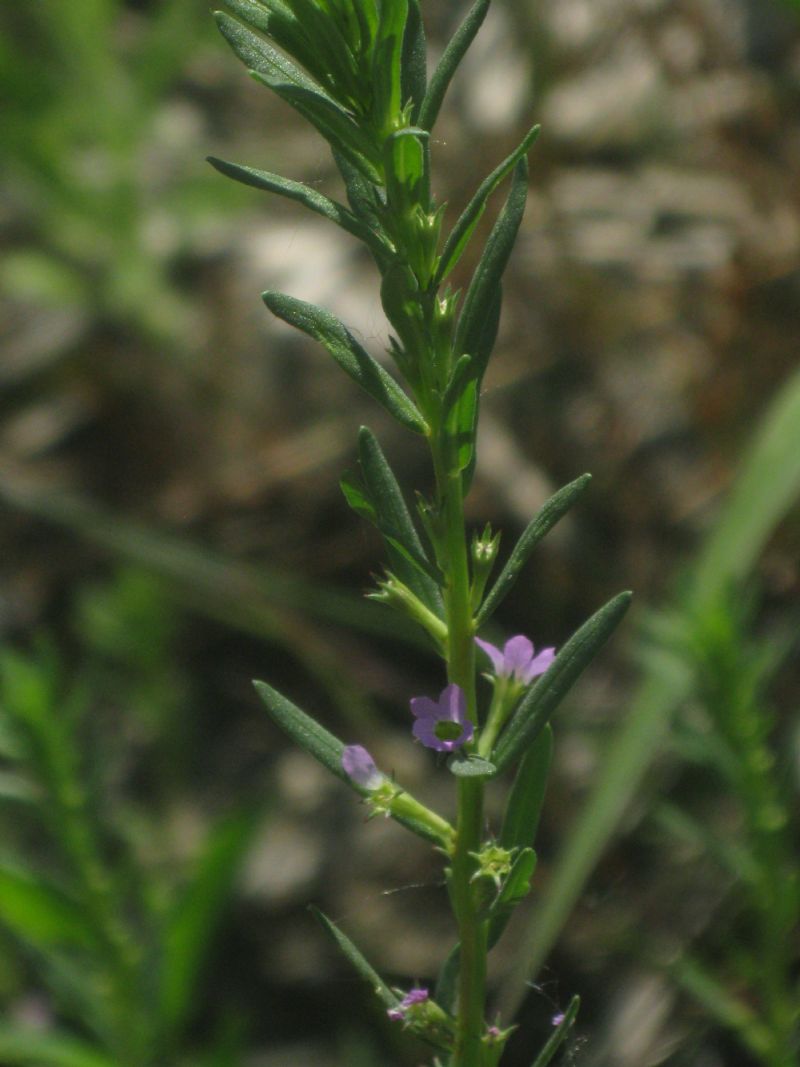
[[436, 453, 487, 1066]]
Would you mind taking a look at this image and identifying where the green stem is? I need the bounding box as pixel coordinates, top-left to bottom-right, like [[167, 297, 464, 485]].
[[436, 457, 487, 1066]]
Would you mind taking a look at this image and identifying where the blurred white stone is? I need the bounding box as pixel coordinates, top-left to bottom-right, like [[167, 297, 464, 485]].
[[459, 4, 531, 132]]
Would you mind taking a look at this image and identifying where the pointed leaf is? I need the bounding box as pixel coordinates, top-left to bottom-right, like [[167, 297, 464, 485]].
[[455, 159, 529, 368], [402, 0, 427, 119], [437, 124, 540, 283], [460, 283, 502, 491], [529, 995, 580, 1067], [358, 427, 443, 614], [159, 810, 260, 1040], [419, 0, 491, 131], [311, 906, 400, 1010], [371, 0, 408, 131], [206, 157, 379, 249], [486, 847, 537, 947], [262, 292, 427, 434], [493, 592, 633, 775], [253, 680, 446, 845], [500, 725, 553, 852], [477, 475, 592, 626]]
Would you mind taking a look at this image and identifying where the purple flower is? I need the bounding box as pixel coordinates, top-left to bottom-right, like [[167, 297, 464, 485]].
[[475, 634, 555, 685], [410, 684, 474, 752], [341, 745, 384, 790], [388, 987, 429, 1021], [551, 1012, 566, 1027]]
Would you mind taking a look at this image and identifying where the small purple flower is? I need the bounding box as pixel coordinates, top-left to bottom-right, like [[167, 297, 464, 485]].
[[341, 744, 384, 790], [551, 1012, 566, 1027], [388, 987, 429, 1021], [410, 684, 474, 752], [475, 634, 555, 685]]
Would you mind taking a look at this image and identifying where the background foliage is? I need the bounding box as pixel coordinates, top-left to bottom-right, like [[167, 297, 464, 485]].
[[0, 0, 798, 1064]]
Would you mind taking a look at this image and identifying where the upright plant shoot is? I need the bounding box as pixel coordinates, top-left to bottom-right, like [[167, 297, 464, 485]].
[[211, 1, 631, 1063]]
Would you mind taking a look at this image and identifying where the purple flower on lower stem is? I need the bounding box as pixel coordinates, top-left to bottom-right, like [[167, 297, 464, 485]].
[[341, 744, 384, 791], [387, 987, 429, 1021], [475, 634, 555, 685], [410, 684, 473, 752]]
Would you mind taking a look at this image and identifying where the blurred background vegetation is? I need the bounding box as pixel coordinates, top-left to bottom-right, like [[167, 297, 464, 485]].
[[0, 0, 798, 1065]]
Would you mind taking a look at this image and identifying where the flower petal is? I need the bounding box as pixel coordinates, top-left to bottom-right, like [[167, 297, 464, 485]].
[[475, 637, 507, 675], [441, 682, 467, 723], [503, 635, 535, 676], [410, 695, 440, 720], [341, 744, 384, 790], [522, 646, 555, 683]]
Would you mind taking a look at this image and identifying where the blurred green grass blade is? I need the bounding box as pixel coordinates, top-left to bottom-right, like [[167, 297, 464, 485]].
[[0, 1030, 115, 1067], [159, 810, 261, 1041], [493, 592, 633, 775], [262, 291, 428, 434], [311, 906, 400, 1010], [692, 363, 800, 609], [436, 124, 540, 284], [0, 864, 96, 950], [528, 995, 580, 1067], [500, 725, 553, 852], [206, 157, 378, 248], [477, 475, 592, 627], [499, 367, 800, 1017], [419, 0, 490, 131]]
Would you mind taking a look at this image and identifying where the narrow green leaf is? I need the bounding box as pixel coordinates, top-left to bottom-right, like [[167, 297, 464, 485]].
[[493, 592, 633, 775], [447, 753, 496, 777], [529, 995, 580, 1067], [0, 1029, 115, 1067], [441, 354, 474, 421], [419, 0, 491, 131], [460, 283, 502, 491], [477, 475, 593, 627], [0, 865, 95, 950], [447, 377, 478, 475], [311, 906, 400, 1010], [215, 10, 323, 93], [384, 127, 430, 209], [358, 427, 443, 613], [486, 847, 537, 947], [436, 124, 540, 283], [262, 292, 427, 434], [402, 0, 427, 119], [159, 810, 260, 1040], [500, 725, 553, 852], [435, 942, 461, 1015], [372, 0, 408, 131], [253, 680, 445, 845], [455, 159, 528, 367], [206, 156, 379, 248], [332, 149, 385, 233]]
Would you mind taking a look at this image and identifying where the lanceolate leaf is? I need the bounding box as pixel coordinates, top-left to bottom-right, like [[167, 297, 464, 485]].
[[253, 681, 445, 845], [0, 865, 95, 950], [500, 725, 553, 852], [358, 428, 443, 612], [455, 159, 529, 367], [487, 847, 537, 946], [372, 0, 409, 133], [419, 0, 491, 131], [493, 592, 633, 775], [436, 124, 540, 283], [477, 475, 593, 626], [206, 157, 380, 250], [460, 283, 501, 490], [311, 907, 399, 1010], [262, 292, 427, 434], [402, 0, 427, 120]]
